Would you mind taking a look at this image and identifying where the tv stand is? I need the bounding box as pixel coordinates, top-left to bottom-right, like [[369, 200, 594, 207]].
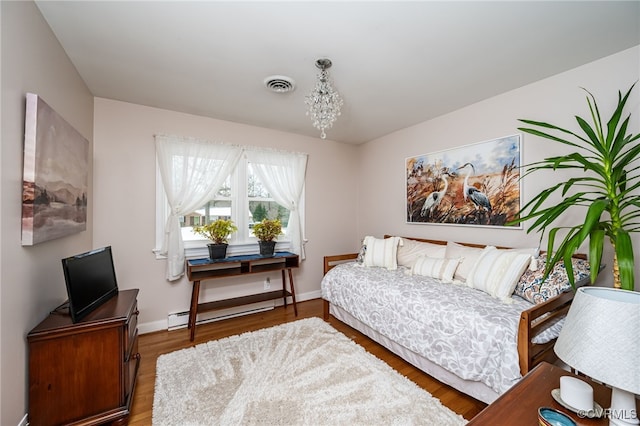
[[28, 289, 140, 426]]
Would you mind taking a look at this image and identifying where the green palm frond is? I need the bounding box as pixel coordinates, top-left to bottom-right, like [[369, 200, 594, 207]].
[[509, 83, 638, 290]]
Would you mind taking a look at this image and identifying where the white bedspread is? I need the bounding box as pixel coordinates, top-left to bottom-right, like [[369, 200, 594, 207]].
[[321, 262, 537, 395]]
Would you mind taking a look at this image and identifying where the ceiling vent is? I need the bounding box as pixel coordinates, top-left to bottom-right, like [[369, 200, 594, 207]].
[[264, 75, 295, 93]]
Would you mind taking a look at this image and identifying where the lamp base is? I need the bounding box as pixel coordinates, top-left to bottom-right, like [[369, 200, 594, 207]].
[[611, 418, 640, 426], [609, 387, 639, 426]]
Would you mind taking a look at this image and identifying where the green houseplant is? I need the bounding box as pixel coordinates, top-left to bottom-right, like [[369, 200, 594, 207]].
[[511, 83, 639, 290], [253, 218, 283, 256], [193, 218, 237, 259]]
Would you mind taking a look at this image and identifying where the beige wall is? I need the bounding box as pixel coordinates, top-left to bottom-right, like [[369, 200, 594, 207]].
[[92, 99, 360, 331], [357, 46, 640, 290], [0, 2, 94, 424]]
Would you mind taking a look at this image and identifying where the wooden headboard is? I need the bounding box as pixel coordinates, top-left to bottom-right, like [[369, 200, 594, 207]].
[[383, 234, 511, 249]]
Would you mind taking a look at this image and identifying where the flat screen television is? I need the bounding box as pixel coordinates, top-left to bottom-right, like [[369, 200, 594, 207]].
[[62, 246, 119, 323]]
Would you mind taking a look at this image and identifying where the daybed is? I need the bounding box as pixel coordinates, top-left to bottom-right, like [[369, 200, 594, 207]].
[[321, 235, 591, 404]]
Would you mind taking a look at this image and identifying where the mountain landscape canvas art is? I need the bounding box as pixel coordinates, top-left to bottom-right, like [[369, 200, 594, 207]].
[[21, 93, 89, 245]]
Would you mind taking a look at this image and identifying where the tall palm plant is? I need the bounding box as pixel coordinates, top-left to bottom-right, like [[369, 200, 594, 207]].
[[512, 83, 639, 291]]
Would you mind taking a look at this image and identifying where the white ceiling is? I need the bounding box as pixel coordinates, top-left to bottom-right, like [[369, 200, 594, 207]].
[[36, 1, 640, 144]]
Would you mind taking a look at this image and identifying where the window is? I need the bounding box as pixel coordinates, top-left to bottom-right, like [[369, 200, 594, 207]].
[[247, 163, 291, 235], [154, 135, 307, 280], [156, 157, 299, 259]]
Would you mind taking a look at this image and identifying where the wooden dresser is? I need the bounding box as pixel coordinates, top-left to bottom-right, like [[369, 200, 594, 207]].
[[27, 289, 140, 426]]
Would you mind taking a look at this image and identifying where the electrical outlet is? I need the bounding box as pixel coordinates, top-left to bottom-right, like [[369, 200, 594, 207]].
[[264, 277, 271, 290]]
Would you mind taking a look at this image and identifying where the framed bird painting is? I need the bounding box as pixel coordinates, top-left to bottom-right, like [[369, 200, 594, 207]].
[[405, 134, 522, 227]]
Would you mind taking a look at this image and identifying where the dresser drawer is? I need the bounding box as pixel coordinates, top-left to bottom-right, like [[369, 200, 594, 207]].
[[124, 302, 139, 357], [125, 334, 140, 399]]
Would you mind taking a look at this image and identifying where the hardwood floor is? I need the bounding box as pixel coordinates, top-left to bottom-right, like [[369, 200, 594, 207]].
[[128, 299, 486, 424]]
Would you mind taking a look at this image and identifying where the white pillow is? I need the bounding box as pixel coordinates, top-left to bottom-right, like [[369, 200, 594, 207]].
[[411, 256, 461, 283], [498, 246, 539, 271], [363, 236, 403, 270], [444, 241, 486, 282], [397, 238, 446, 267], [467, 246, 532, 303]]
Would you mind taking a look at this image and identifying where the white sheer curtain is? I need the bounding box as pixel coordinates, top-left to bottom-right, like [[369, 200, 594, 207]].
[[246, 149, 308, 259], [155, 135, 242, 280]]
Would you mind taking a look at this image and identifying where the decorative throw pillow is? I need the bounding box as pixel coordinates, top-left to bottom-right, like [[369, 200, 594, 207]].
[[444, 241, 486, 282], [411, 255, 461, 283], [466, 246, 533, 303], [498, 247, 540, 271], [396, 238, 447, 267], [514, 255, 592, 304], [355, 243, 367, 265], [362, 236, 403, 270]]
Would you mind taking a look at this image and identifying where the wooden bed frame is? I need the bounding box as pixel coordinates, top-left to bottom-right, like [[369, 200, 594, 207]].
[[322, 236, 577, 377]]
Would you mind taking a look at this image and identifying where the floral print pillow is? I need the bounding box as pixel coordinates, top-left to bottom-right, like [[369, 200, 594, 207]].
[[355, 244, 367, 265], [514, 255, 592, 304]]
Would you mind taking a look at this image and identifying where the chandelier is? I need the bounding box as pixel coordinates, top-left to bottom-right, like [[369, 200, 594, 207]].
[[305, 58, 343, 139]]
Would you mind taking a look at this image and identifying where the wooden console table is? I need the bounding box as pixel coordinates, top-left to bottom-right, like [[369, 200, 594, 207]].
[[469, 361, 639, 425], [186, 252, 299, 341]]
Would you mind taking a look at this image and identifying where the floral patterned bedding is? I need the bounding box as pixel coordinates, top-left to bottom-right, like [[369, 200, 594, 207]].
[[321, 262, 552, 395]]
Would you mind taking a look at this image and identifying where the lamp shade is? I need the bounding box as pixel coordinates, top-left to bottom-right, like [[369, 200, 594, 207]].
[[554, 287, 640, 395]]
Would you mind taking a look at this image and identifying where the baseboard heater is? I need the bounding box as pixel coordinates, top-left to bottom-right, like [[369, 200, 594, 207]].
[[167, 301, 275, 331]]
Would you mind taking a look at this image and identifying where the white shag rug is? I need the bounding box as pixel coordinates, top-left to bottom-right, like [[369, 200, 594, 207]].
[[153, 317, 467, 425]]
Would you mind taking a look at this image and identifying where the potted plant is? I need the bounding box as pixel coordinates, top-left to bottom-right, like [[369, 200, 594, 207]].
[[510, 83, 639, 290], [252, 218, 283, 256], [193, 218, 238, 259]]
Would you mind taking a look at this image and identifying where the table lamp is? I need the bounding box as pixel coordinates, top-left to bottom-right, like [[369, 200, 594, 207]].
[[554, 287, 640, 426]]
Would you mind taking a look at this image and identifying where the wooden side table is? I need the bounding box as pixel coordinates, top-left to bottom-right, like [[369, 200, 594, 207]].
[[469, 361, 639, 425], [185, 252, 299, 341]]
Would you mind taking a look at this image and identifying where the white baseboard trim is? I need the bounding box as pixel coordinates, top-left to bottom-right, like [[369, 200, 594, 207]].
[[18, 413, 28, 426], [166, 302, 276, 331], [138, 290, 322, 335], [138, 319, 167, 335]]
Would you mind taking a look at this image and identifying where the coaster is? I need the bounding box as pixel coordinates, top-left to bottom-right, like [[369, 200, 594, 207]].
[[551, 388, 604, 418]]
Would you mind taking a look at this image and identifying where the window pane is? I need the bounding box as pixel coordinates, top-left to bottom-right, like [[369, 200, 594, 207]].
[[217, 175, 231, 198], [248, 165, 269, 198], [181, 200, 232, 241], [179, 174, 233, 241], [247, 164, 290, 236], [249, 201, 289, 226], [201, 200, 232, 223]]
